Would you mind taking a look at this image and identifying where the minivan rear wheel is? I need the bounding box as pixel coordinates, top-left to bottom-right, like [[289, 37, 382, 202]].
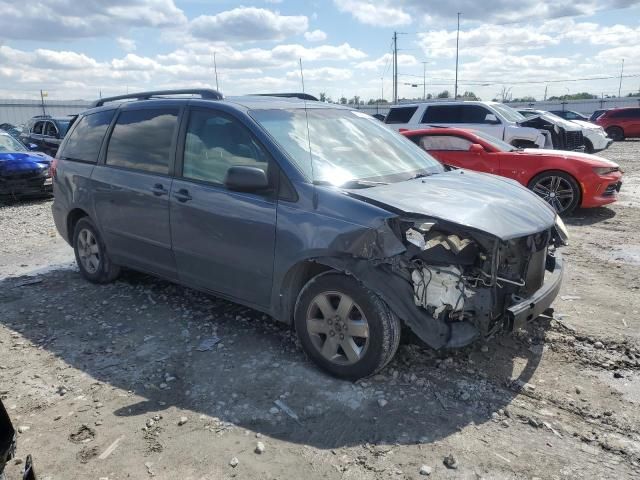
[[73, 217, 120, 283], [294, 272, 401, 380]]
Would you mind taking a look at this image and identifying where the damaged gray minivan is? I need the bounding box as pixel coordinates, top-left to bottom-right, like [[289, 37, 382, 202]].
[[52, 90, 567, 380]]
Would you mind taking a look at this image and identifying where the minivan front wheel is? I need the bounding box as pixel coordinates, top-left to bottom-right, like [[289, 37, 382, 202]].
[[295, 272, 401, 380], [73, 217, 120, 283]]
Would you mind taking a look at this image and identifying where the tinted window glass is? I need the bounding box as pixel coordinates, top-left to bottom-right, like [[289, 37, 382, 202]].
[[385, 106, 418, 124], [422, 105, 460, 123], [459, 105, 493, 123], [62, 110, 115, 163], [418, 135, 473, 151], [44, 122, 58, 137], [630, 108, 640, 118], [183, 110, 269, 185], [33, 121, 44, 134], [609, 109, 633, 118], [106, 108, 178, 174]]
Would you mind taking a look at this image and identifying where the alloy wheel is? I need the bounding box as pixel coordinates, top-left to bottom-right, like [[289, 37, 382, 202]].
[[531, 175, 575, 213], [77, 228, 101, 274], [305, 291, 370, 365]]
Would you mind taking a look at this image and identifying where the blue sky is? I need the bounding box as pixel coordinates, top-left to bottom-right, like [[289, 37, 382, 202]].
[[0, 0, 638, 101]]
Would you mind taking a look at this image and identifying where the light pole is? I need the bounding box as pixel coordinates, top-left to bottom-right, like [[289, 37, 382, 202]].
[[422, 61, 427, 100], [454, 12, 461, 99], [618, 58, 625, 98]]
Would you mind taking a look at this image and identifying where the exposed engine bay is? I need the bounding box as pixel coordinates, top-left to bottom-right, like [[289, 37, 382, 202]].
[[402, 219, 563, 339]]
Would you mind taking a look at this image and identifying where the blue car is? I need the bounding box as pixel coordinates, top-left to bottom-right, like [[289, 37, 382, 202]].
[[0, 132, 53, 198]]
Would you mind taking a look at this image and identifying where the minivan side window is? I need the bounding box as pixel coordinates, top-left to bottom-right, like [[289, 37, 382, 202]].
[[106, 108, 179, 175], [182, 110, 269, 185], [61, 110, 115, 163], [385, 106, 418, 124], [32, 121, 44, 134]]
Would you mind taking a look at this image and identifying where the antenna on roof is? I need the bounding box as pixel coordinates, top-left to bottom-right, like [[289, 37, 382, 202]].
[[213, 52, 220, 91], [299, 58, 305, 94]]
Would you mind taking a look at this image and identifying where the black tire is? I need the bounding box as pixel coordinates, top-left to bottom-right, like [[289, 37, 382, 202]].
[[606, 126, 624, 142], [72, 217, 120, 283], [528, 170, 581, 215], [294, 272, 401, 380], [584, 139, 594, 154]]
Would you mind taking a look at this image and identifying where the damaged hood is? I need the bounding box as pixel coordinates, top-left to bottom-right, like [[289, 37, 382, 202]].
[[347, 170, 556, 240]]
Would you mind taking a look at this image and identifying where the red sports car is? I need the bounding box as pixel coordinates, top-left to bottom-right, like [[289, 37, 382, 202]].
[[402, 128, 623, 214]]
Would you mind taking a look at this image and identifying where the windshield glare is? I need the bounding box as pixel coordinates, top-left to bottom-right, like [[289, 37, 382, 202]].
[[0, 134, 27, 153], [250, 108, 443, 185], [491, 103, 526, 123], [470, 130, 516, 152]]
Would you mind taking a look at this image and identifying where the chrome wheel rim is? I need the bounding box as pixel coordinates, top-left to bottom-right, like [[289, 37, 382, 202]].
[[532, 176, 575, 213], [306, 291, 370, 365], [77, 228, 100, 274]]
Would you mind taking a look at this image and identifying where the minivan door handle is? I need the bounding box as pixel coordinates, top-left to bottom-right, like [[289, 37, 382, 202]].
[[151, 183, 168, 196], [174, 188, 192, 203]]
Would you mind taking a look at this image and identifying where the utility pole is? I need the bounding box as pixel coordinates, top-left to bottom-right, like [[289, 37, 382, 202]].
[[422, 61, 427, 100], [543, 85, 548, 101], [381, 76, 384, 102], [213, 52, 220, 91], [393, 31, 398, 103], [454, 12, 461, 100], [618, 58, 624, 98]]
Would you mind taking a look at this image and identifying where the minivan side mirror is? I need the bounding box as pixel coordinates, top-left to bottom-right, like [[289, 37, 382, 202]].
[[224, 166, 269, 192], [485, 113, 500, 124], [469, 143, 485, 154]]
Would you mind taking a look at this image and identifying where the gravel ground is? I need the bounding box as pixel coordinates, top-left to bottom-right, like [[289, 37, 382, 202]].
[[1, 140, 639, 479]]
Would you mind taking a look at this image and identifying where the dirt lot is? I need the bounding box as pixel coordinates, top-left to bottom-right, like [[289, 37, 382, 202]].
[[1, 140, 639, 480]]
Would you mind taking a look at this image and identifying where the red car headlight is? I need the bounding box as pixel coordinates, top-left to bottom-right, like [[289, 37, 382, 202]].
[[593, 166, 619, 175]]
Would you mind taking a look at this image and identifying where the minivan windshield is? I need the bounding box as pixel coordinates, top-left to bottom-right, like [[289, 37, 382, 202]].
[[251, 108, 443, 186]]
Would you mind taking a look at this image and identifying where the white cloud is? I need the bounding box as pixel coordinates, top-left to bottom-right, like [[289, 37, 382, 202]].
[[356, 53, 417, 70], [189, 7, 308, 42], [0, 0, 186, 40], [286, 67, 353, 81], [117, 37, 137, 52], [304, 29, 327, 42], [333, 0, 411, 27]]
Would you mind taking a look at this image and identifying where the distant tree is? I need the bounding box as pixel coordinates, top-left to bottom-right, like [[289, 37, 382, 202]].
[[318, 92, 327, 102], [426, 93, 433, 99], [436, 90, 450, 99], [548, 92, 598, 101], [350, 95, 361, 105], [462, 91, 479, 100], [339, 96, 347, 104], [512, 96, 537, 102], [627, 91, 640, 97]]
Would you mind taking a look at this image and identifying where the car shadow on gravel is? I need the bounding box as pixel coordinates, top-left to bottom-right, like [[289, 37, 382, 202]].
[[565, 206, 616, 226], [0, 196, 52, 207], [1, 267, 546, 449]]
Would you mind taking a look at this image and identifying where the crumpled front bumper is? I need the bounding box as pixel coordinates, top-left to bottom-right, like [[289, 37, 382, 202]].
[[506, 252, 564, 331]]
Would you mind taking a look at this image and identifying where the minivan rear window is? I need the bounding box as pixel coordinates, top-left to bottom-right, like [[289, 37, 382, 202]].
[[106, 108, 179, 174], [61, 110, 115, 163], [384, 106, 418, 124]]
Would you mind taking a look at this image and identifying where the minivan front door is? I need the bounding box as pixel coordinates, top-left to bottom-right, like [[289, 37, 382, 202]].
[[92, 107, 180, 279], [170, 108, 277, 307]]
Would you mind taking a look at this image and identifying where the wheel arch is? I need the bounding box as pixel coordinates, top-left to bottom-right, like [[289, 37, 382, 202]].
[[526, 169, 584, 207], [66, 208, 90, 242]]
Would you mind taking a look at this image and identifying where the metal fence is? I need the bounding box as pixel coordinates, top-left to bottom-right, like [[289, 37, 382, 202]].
[[1, 96, 639, 127], [0, 99, 91, 126]]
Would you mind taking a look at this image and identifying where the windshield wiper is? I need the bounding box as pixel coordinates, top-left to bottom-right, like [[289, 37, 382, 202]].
[[313, 179, 388, 189], [408, 172, 434, 180]]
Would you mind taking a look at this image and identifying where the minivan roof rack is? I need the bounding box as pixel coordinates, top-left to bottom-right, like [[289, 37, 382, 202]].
[[92, 89, 224, 107], [253, 93, 319, 101]]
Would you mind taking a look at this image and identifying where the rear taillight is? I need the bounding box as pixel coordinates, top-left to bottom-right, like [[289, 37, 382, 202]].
[[50, 157, 58, 179]]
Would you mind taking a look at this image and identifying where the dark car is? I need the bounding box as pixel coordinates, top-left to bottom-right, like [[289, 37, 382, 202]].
[[595, 107, 640, 141], [0, 132, 53, 198], [51, 89, 567, 380], [589, 109, 609, 122], [1, 399, 36, 479], [19, 115, 73, 156], [548, 110, 589, 121]]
